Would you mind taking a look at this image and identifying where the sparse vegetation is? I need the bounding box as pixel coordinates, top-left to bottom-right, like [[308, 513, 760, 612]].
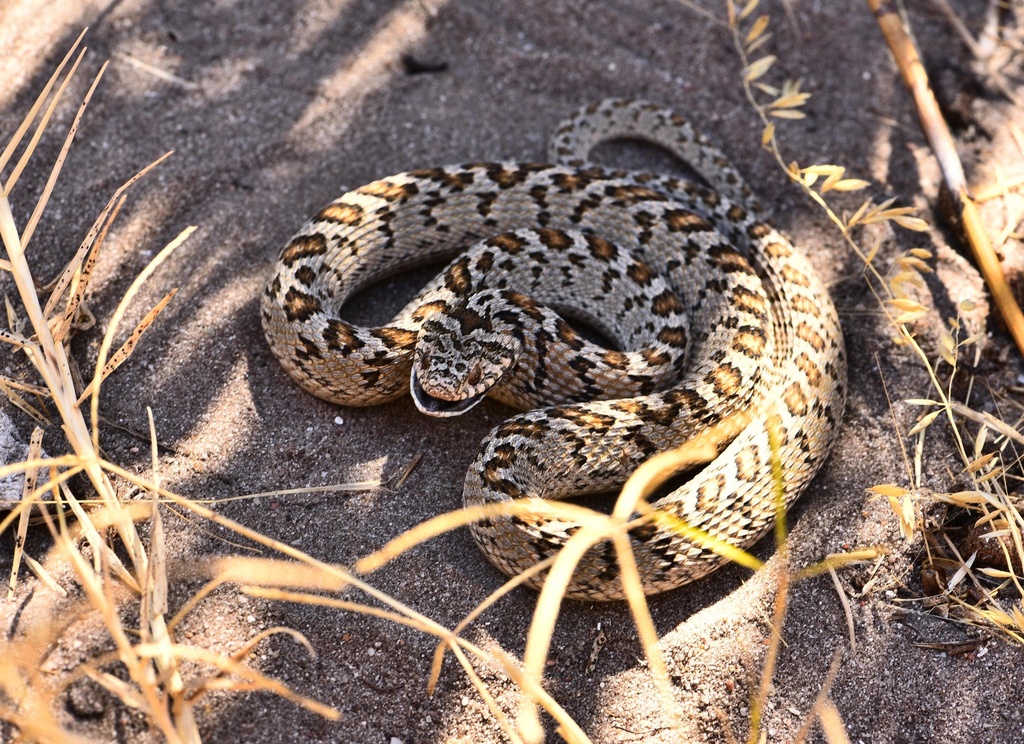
[[2, 3, 1023, 743]]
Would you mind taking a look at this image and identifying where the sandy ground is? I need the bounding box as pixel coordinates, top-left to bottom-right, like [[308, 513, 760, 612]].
[[2, 0, 1024, 742]]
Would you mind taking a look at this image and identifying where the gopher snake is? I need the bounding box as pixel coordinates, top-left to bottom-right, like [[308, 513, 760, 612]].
[[262, 100, 846, 600]]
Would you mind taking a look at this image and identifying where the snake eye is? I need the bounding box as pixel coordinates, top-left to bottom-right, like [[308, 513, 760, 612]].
[[466, 364, 482, 386]]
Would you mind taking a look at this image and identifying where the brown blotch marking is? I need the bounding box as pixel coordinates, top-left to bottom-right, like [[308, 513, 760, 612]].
[[560, 409, 617, 430], [323, 319, 364, 351], [282, 288, 321, 322], [747, 221, 773, 239], [490, 164, 542, 189], [732, 326, 767, 357], [357, 178, 419, 201], [664, 209, 712, 233], [610, 399, 644, 415], [487, 233, 528, 254], [606, 184, 664, 205], [602, 350, 629, 368], [705, 363, 743, 397], [781, 265, 812, 288], [456, 306, 488, 335], [732, 285, 769, 316], [411, 301, 447, 323], [553, 172, 596, 192], [537, 228, 574, 251], [795, 322, 826, 353], [585, 234, 618, 261], [764, 241, 793, 258], [790, 294, 822, 318], [444, 259, 473, 295], [795, 352, 822, 387], [371, 326, 417, 349], [505, 293, 544, 323], [424, 167, 476, 190], [485, 442, 517, 469], [280, 233, 328, 265], [666, 389, 708, 413], [734, 445, 760, 482], [409, 166, 447, 180], [701, 190, 721, 209], [556, 321, 586, 351], [626, 260, 654, 285], [782, 382, 809, 416], [474, 251, 495, 273], [266, 275, 281, 299], [651, 289, 684, 317], [709, 244, 753, 273], [656, 325, 688, 348], [646, 400, 683, 427], [640, 348, 671, 366], [317, 202, 364, 225], [294, 266, 317, 286], [725, 204, 747, 222], [500, 419, 548, 440]]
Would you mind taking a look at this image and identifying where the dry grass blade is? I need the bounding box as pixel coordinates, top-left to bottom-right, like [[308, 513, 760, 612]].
[[0, 459, 82, 535], [128, 641, 340, 721], [428, 555, 557, 695], [828, 565, 857, 652], [442, 642, 524, 744], [77, 288, 178, 403], [54, 479, 139, 592], [6, 427, 43, 599], [0, 327, 31, 348], [87, 225, 194, 449], [2, 48, 87, 200], [21, 60, 109, 253], [791, 650, 846, 743], [0, 378, 48, 423], [0, 29, 87, 180], [42, 150, 171, 301], [355, 498, 605, 574], [45, 194, 125, 331], [487, 646, 591, 744]]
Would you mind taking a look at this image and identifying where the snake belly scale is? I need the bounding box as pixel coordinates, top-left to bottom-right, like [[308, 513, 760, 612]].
[[261, 99, 846, 601]]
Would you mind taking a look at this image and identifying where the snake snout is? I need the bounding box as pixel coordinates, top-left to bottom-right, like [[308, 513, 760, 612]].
[[411, 299, 524, 418]]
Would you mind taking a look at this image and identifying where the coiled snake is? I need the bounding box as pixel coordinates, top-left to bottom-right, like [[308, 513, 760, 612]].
[[262, 100, 846, 600]]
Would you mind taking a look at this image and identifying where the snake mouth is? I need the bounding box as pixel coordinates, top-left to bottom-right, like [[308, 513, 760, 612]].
[[410, 369, 486, 418]]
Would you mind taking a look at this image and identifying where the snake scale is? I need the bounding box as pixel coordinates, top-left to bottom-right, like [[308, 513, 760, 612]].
[[262, 99, 846, 600]]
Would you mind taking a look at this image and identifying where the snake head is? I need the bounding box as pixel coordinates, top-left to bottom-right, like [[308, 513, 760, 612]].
[[411, 291, 524, 417]]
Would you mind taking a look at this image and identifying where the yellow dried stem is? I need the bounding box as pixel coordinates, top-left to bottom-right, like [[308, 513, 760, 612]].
[[7, 427, 43, 600], [21, 61, 108, 253], [44, 194, 125, 326], [0, 379, 48, 423], [88, 226, 194, 451], [77, 288, 178, 404], [2, 47, 87, 198], [0, 29, 87, 179]]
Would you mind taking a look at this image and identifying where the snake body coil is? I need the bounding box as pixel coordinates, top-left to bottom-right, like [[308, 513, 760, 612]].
[[262, 100, 846, 600]]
